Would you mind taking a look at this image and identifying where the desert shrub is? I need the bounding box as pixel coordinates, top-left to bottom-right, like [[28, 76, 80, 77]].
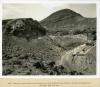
[[12, 60, 22, 65], [3, 69, 13, 75], [33, 62, 42, 68], [67, 42, 81, 48], [93, 35, 96, 41], [73, 29, 83, 35], [69, 71, 83, 75], [92, 31, 96, 41], [19, 54, 28, 59], [60, 31, 69, 36], [33, 60, 65, 75], [48, 61, 55, 68], [86, 42, 94, 46]]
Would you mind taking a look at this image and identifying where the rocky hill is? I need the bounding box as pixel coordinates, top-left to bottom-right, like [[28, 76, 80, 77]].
[[3, 18, 46, 41], [60, 44, 96, 75], [2, 9, 96, 75], [40, 9, 96, 41], [41, 9, 83, 27]]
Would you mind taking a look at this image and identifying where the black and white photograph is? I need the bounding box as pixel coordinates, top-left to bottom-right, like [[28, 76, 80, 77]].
[[2, 3, 96, 75]]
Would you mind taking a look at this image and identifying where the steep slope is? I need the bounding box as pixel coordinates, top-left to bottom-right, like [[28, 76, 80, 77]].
[[60, 44, 96, 75], [3, 18, 46, 41], [41, 9, 84, 27], [3, 29, 88, 75], [2, 9, 96, 75], [40, 9, 96, 40]]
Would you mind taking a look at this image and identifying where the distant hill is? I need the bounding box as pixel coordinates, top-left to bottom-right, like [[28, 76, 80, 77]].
[[40, 9, 96, 40], [41, 9, 83, 27]]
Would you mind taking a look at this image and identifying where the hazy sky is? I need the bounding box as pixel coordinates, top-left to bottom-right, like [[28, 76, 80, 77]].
[[3, 3, 96, 21]]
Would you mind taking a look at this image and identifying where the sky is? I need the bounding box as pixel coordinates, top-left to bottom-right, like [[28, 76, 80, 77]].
[[3, 3, 96, 21]]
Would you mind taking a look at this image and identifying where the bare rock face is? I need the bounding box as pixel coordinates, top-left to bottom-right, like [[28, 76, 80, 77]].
[[3, 18, 46, 40], [60, 45, 96, 75]]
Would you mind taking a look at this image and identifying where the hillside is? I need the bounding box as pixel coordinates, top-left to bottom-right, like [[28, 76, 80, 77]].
[[40, 9, 96, 41], [2, 9, 96, 75], [3, 18, 46, 41], [3, 33, 89, 75], [41, 9, 84, 27], [60, 44, 96, 75]]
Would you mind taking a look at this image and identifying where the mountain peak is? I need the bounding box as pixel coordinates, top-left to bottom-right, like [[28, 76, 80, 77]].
[[51, 9, 82, 17], [40, 9, 96, 36], [40, 9, 84, 31], [41, 9, 83, 23]]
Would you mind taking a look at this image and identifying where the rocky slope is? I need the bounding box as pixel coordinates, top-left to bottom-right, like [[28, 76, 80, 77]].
[[2, 9, 96, 75], [3, 18, 46, 41], [40, 9, 96, 41], [60, 44, 96, 75]]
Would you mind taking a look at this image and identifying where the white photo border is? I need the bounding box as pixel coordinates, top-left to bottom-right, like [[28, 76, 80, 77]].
[[0, 0, 100, 78]]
